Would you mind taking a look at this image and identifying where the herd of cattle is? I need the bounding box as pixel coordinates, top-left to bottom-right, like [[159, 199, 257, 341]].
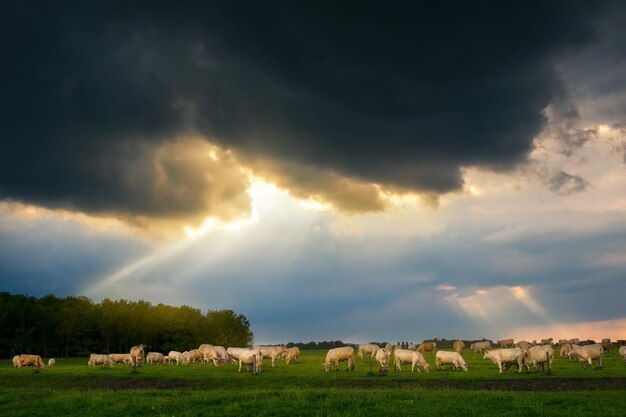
[[11, 338, 626, 375]]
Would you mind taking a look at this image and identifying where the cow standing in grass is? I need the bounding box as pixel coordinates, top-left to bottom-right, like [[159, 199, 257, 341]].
[[323, 347, 355, 372], [483, 348, 525, 373], [130, 344, 145, 368]]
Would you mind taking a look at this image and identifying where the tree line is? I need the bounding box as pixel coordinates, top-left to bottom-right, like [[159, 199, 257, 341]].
[[0, 292, 253, 358]]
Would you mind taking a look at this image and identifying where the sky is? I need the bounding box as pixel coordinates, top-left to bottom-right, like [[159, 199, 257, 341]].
[[2, 1, 626, 344]]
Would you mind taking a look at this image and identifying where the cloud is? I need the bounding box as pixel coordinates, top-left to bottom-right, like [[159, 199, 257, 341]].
[[548, 170, 589, 195], [243, 157, 388, 213], [437, 284, 456, 291], [1, 136, 252, 234], [1, 1, 614, 219]]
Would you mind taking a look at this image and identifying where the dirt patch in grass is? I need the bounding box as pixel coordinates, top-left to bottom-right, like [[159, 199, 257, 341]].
[[59, 376, 626, 392], [320, 377, 626, 391]]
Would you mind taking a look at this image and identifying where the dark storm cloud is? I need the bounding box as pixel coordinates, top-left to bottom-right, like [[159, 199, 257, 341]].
[[0, 1, 611, 215]]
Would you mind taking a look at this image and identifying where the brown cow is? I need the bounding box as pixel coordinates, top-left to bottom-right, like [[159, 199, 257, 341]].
[[417, 342, 437, 353], [17, 354, 46, 369]]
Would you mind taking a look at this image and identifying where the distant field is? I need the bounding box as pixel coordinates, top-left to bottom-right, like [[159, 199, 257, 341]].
[[2, 347, 626, 416]]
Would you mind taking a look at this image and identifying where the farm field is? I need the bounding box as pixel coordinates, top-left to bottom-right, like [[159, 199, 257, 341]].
[[2, 347, 626, 416]]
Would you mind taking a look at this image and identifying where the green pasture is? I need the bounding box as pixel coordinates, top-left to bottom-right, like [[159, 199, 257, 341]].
[[1, 347, 625, 416]]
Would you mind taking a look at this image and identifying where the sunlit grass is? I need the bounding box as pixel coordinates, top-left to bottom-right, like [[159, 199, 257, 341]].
[[1, 347, 625, 416]]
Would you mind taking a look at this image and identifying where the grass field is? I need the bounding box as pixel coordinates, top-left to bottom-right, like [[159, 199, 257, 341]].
[[2, 347, 626, 416]]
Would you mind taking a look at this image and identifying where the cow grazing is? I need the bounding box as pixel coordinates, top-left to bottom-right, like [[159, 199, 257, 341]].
[[199, 344, 219, 365], [541, 338, 554, 346], [88, 354, 114, 367], [619, 346, 626, 362], [567, 338, 580, 345], [470, 341, 491, 353], [323, 347, 355, 372], [17, 354, 46, 369], [284, 347, 300, 364], [110, 353, 133, 365], [570, 344, 604, 369], [497, 339, 514, 348], [393, 348, 430, 373], [483, 349, 525, 373], [524, 345, 554, 373], [601, 338, 611, 353], [12, 355, 20, 368], [47, 358, 56, 367], [417, 342, 436, 353], [560, 343, 572, 359], [375, 348, 391, 373], [435, 351, 468, 371], [213, 346, 229, 365], [453, 340, 465, 353], [167, 351, 185, 365], [146, 352, 167, 365], [226, 347, 246, 363], [357, 344, 380, 359], [130, 344, 145, 367], [515, 340, 532, 350], [186, 349, 203, 364]]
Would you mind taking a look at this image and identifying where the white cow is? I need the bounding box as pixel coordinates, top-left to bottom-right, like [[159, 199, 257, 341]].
[[393, 348, 430, 373], [323, 347, 355, 372], [213, 346, 229, 365], [560, 343, 572, 359], [167, 351, 185, 365], [483, 348, 525, 373], [470, 341, 491, 353], [524, 345, 553, 373], [284, 347, 300, 364], [88, 354, 114, 367], [185, 349, 203, 364], [256, 345, 286, 368], [619, 345, 626, 362], [357, 344, 380, 359], [146, 352, 167, 365], [47, 358, 56, 367], [110, 353, 133, 365], [12, 355, 20, 368], [238, 348, 262, 374], [130, 344, 145, 367], [435, 351, 468, 371], [570, 344, 604, 369], [226, 347, 246, 360], [199, 344, 220, 365], [375, 348, 391, 373]]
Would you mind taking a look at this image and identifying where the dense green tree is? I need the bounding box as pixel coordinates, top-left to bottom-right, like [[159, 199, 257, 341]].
[[0, 292, 254, 358]]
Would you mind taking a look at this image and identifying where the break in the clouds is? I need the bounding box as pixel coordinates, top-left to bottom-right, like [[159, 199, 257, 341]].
[[2, 1, 621, 221], [548, 170, 588, 195]]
